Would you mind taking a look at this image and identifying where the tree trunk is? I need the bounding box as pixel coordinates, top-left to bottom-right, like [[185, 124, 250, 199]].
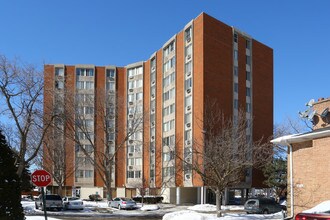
[[216, 189, 222, 217]]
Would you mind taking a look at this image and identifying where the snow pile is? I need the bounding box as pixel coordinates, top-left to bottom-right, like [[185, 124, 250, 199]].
[[26, 217, 62, 220], [188, 204, 216, 212], [163, 210, 214, 220], [140, 204, 160, 211], [303, 200, 330, 213]]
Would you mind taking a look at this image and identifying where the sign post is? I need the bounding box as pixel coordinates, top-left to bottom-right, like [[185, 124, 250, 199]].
[[31, 170, 52, 220]]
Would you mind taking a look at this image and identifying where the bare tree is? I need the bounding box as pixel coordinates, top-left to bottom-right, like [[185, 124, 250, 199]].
[[0, 54, 54, 178], [62, 89, 146, 200], [177, 101, 272, 217]]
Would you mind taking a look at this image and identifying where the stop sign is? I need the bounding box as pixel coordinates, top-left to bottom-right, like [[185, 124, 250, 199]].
[[31, 170, 52, 187]]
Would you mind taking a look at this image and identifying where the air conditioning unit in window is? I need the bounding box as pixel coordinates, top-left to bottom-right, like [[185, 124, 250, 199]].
[[129, 101, 134, 105], [186, 88, 191, 94], [151, 108, 155, 113], [151, 94, 155, 99], [185, 174, 191, 180], [129, 76, 134, 79], [128, 114, 133, 118], [129, 88, 133, 92], [128, 166, 133, 170], [152, 80, 156, 85], [185, 157, 191, 163], [109, 128, 115, 132], [151, 121, 155, 126], [186, 105, 191, 111], [186, 71, 191, 77], [187, 37, 191, 43], [109, 140, 114, 144], [128, 153, 133, 157], [187, 54, 191, 60], [151, 66, 156, 71], [151, 136, 155, 140], [186, 123, 191, 128], [185, 140, 191, 146], [150, 177, 154, 181], [129, 140, 134, 144]]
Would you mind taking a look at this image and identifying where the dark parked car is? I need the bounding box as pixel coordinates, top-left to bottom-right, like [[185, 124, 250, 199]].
[[35, 194, 63, 211], [108, 197, 137, 210], [88, 194, 102, 201], [244, 197, 286, 214]]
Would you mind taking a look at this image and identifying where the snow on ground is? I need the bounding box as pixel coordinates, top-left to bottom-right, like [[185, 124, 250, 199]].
[[21, 201, 284, 220], [164, 204, 284, 220], [302, 200, 330, 213], [140, 204, 160, 211]]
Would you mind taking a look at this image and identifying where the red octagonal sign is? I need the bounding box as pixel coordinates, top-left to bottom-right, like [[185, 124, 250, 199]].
[[31, 170, 52, 187]]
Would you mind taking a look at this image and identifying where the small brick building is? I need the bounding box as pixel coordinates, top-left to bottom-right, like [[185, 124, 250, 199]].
[[272, 97, 330, 217]]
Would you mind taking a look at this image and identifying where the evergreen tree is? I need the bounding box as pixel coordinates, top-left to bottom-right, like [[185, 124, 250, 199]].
[[0, 129, 25, 220], [263, 157, 287, 200]]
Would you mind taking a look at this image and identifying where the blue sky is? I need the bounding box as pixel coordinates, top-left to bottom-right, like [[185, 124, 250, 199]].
[[0, 0, 329, 125]]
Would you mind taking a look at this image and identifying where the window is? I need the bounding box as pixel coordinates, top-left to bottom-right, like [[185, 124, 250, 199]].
[[234, 33, 238, 43], [163, 72, 175, 87], [135, 171, 141, 178], [185, 130, 192, 141], [234, 66, 238, 77], [136, 92, 143, 101], [246, 39, 251, 49], [136, 79, 143, 88], [163, 135, 175, 146], [85, 145, 93, 153], [85, 170, 93, 178], [246, 103, 252, 113], [185, 78, 192, 89], [85, 107, 94, 114], [185, 27, 192, 41], [164, 41, 175, 57], [185, 44, 192, 57], [163, 104, 175, 116], [55, 67, 64, 76], [127, 171, 134, 178], [163, 151, 175, 162], [234, 99, 239, 109], [128, 158, 134, 166], [185, 61, 192, 74], [135, 158, 142, 166], [85, 81, 94, 89], [107, 81, 115, 91], [106, 69, 115, 78], [234, 83, 238, 93], [185, 95, 192, 106], [76, 68, 94, 77], [234, 50, 238, 60], [55, 81, 64, 89], [246, 87, 251, 97], [128, 94, 134, 102], [163, 167, 175, 177], [76, 170, 84, 178], [185, 113, 192, 124], [246, 71, 251, 81], [163, 88, 175, 101], [163, 119, 175, 132], [246, 55, 251, 65], [76, 81, 84, 89]]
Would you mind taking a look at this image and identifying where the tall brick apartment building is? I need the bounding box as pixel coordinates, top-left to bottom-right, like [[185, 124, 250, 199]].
[[44, 12, 273, 203]]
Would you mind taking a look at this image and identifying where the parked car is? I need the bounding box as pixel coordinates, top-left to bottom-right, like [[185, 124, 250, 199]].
[[88, 194, 102, 201], [62, 197, 84, 210], [244, 197, 286, 214], [108, 197, 137, 210], [35, 194, 63, 211], [295, 213, 330, 219], [296, 200, 330, 220]]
